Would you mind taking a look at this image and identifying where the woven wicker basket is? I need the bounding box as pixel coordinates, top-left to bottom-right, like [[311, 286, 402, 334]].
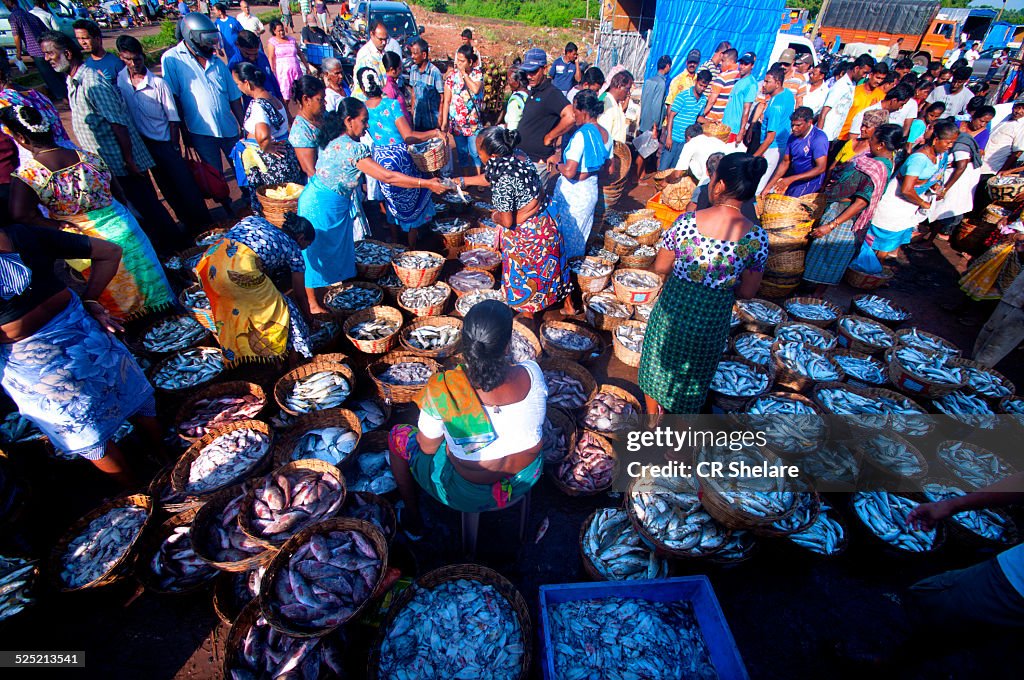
[[449, 268, 495, 297], [273, 359, 354, 416], [194, 227, 228, 248], [709, 355, 772, 413], [270, 407, 363, 469], [549, 430, 618, 496], [849, 493, 946, 558], [540, 357, 599, 409], [624, 209, 656, 225], [399, 315, 463, 358], [579, 384, 642, 440], [736, 298, 788, 335], [539, 320, 601, 361], [573, 257, 615, 294], [583, 293, 632, 331], [435, 218, 471, 251], [407, 137, 449, 173], [147, 464, 205, 514], [339, 491, 397, 544], [343, 306, 403, 354], [368, 351, 440, 403], [510, 320, 542, 362], [986, 175, 1024, 202], [611, 320, 645, 368], [660, 178, 696, 211], [950, 219, 997, 257], [698, 447, 801, 531], [190, 486, 275, 572], [148, 346, 226, 395], [768, 340, 838, 393], [854, 431, 929, 483], [392, 250, 445, 287], [625, 477, 731, 559], [885, 348, 966, 399], [851, 294, 911, 329], [741, 391, 828, 459], [982, 203, 1014, 225], [703, 120, 731, 141], [367, 564, 532, 680], [774, 321, 837, 350], [918, 476, 1020, 550], [949, 357, 1016, 406], [171, 420, 274, 496], [136, 508, 219, 594], [256, 184, 302, 228], [179, 284, 217, 333], [174, 380, 267, 443], [757, 276, 801, 299], [543, 405, 578, 465], [136, 313, 212, 357], [354, 239, 395, 280], [937, 440, 1017, 490], [323, 281, 385, 318], [603, 230, 639, 256], [759, 192, 816, 227], [749, 488, 822, 539], [463, 226, 499, 249], [845, 266, 894, 290], [459, 246, 502, 275], [212, 572, 250, 625], [397, 282, 452, 317], [831, 347, 889, 387], [618, 250, 656, 269], [895, 328, 962, 358], [50, 494, 153, 591], [765, 248, 806, 276], [612, 268, 663, 305], [783, 297, 841, 329], [834, 314, 898, 356]]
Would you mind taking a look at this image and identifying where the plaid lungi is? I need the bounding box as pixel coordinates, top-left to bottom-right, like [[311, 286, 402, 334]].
[[803, 201, 859, 286]]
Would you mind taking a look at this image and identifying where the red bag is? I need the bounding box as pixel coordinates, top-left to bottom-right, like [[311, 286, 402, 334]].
[[185, 148, 230, 202]]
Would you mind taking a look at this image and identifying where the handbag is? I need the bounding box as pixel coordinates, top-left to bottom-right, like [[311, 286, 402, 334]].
[[185, 147, 230, 202], [743, 102, 763, 153]]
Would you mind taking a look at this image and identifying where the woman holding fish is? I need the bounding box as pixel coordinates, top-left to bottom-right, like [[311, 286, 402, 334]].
[[298, 98, 448, 315], [387, 301, 547, 532], [357, 67, 446, 249], [638, 153, 768, 415], [460, 126, 568, 318], [1, 105, 177, 321], [803, 124, 902, 295], [0, 221, 159, 484], [196, 214, 317, 365]]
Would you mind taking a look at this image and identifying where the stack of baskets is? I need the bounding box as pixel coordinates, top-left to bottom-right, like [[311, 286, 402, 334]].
[[757, 192, 824, 297]]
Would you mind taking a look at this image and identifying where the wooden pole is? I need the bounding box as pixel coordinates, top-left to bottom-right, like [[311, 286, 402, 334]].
[[812, 0, 833, 41]]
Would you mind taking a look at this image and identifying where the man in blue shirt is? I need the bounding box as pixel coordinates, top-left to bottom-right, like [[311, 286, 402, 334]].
[[73, 19, 123, 84], [548, 42, 581, 95], [408, 38, 443, 131], [723, 51, 757, 144], [213, 3, 243, 62], [228, 30, 282, 101], [759, 106, 829, 199], [754, 65, 795, 194], [659, 69, 711, 171]]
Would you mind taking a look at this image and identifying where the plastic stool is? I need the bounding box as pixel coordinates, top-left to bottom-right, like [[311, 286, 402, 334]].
[[460, 490, 531, 557]]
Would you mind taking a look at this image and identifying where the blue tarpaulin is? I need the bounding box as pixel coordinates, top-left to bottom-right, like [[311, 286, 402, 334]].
[[646, 0, 786, 81]]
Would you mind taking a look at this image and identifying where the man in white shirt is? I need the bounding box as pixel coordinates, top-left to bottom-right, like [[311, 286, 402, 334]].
[[801, 64, 830, 118], [672, 123, 728, 183], [965, 42, 981, 68], [597, 69, 633, 145], [29, 0, 57, 31], [353, 21, 388, 99], [945, 43, 965, 67], [818, 55, 873, 143], [927, 67, 974, 117], [848, 84, 912, 137], [236, 1, 264, 35], [982, 101, 1024, 175]]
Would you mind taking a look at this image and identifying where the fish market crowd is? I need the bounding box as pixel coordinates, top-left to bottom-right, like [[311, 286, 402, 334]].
[[1, 6, 1024, 678]]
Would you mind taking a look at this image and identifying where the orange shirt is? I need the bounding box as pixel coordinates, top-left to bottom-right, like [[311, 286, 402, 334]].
[[840, 83, 885, 140]]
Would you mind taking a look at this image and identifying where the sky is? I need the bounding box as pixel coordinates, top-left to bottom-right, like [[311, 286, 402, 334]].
[[971, 0, 1024, 11]]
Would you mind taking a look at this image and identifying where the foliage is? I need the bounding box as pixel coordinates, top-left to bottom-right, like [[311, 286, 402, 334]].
[[140, 20, 177, 52], [429, 0, 448, 13], [413, 0, 588, 28], [788, 0, 822, 17]]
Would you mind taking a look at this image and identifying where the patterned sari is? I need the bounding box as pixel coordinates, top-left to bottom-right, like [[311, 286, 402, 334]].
[[367, 97, 436, 232]]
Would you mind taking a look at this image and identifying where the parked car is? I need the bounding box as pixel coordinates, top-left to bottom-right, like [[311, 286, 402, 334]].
[[352, 1, 423, 46]]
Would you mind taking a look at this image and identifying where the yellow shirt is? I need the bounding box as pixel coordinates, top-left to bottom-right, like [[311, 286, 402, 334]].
[[840, 84, 885, 140], [666, 71, 697, 109]]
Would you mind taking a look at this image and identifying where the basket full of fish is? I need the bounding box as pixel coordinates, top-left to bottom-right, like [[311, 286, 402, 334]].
[[354, 239, 395, 279], [1002, 395, 1024, 429], [578, 385, 642, 439], [627, 475, 731, 559], [770, 340, 842, 393], [50, 494, 153, 592], [149, 346, 226, 393], [785, 504, 848, 557], [338, 491, 397, 544], [454, 288, 505, 317], [936, 440, 1017, 490], [835, 315, 898, 355], [812, 382, 931, 437], [757, 487, 821, 538], [571, 256, 615, 294], [464, 225, 499, 249], [932, 390, 998, 430], [369, 564, 531, 680], [950, 358, 1015, 405], [148, 465, 205, 515], [508, 320, 542, 363], [0, 555, 37, 622], [886, 346, 966, 398], [831, 348, 889, 387], [743, 392, 827, 459], [708, 356, 772, 413], [179, 283, 216, 333], [191, 486, 276, 572], [604, 229, 640, 256], [735, 298, 788, 335], [611, 320, 646, 368], [619, 244, 658, 269], [541, 358, 598, 411], [323, 281, 385, 318], [398, 282, 452, 318], [579, 508, 669, 581], [612, 268, 663, 305], [223, 601, 345, 678], [259, 518, 387, 636], [174, 381, 266, 442], [851, 491, 943, 555], [392, 250, 445, 288], [697, 446, 799, 533], [368, 351, 440, 403], [540, 321, 602, 362], [583, 292, 633, 331], [274, 361, 354, 416], [343, 306, 403, 354], [171, 420, 274, 498], [774, 321, 837, 350], [239, 460, 347, 548], [136, 508, 219, 594], [272, 409, 362, 469], [137, 313, 211, 356], [459, 246, 502, 275], [551, 431, 617, 496], [432, 218, 471, 250], [854, 431, 928, 482], [783, 297, 841, 329], [731, 331, 774, 366], [920, 478, 1019, 549], [541, 407, 577, 465], [895, 328, 961, 359], [852, 294, 911, 329], [448, 269, 495, 297], [399, 316, 463, 359]]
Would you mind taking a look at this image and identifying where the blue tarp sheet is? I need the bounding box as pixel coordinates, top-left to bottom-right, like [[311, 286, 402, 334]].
[[646, 0, 786, 81]]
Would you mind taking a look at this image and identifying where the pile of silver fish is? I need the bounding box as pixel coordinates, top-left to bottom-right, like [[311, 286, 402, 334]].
[[248, 468, 344, 541], [937, 441, 1013, 488], [1003, 397, 1024, 426], [181, 286, 210, 309], [922, 481, 1014, 543], [348, 448, 397, 495], [785, 299, 837, 321], [455, 289, 504, 316], [787, 506, 845, 555], [710, 360, 769, 396], [394, 252, 443, 270], [473, 200, 495, 212], [582, 508, 668, 580], [624, 219, 661, 238], [632, 244, 658, 257], [614, 323, 645, 353], [548, 597, 718, 680], [448, 269, 493, 293], [268, 529, 381, 629], [776, 323, 835, 349], [179, 393, 264, 438], [230, 613, 342, 679], [202, 494, 266, 563], [378, 361, 433, 385], [933, 391, 997, 428], [292, 427, 359, 466], [0, 556, 36, 621], [774, 340, 839, 383], [399, 284, 448, 310], [838, 317, 894, 349], [629, 477, 727, 555], [378, 272, 402, 290], [0, 412, 44, 443], [893, 347, 964, 385], [574, 258, 613, 277], [465, 228, 498, 248], [899, 329, 959, 358], [705, 447, 795, 518], [432, 218, 469, 234], [769, 492, 819, 534], [604, 211, 626, 227], [961, 365, 1012, 398], [338, 493, 394, 540], [379, 578, 525, 680], [635, 303, 653, 322], [855, 295, 909, 322], [801, 443, 859, 484], [459, 248, 501, 269], [544, 370, 590, 410], [148, 524, 217, 590], [737, 299, 783, 325], [325, 284, 382, 312], [186, 428, 270, 494], [853, 492, 936, 552], [142, 315, 207, 353], [613, 270, 659, 289], [833, 353, 888, 385], [152, 347, 224, 390], [711, 530, 756, 562], [406, 324, 461, 351], [733, 333, 772, 365], [541, 414, 571, 463], [61, 505, 148, 588], [351, 398, 387, 432], [307, 321, 338, 352], [988, 175, 1024, 186], [586, 246, 619, 264], [586, 293, 631, 319], [349, 318, 400, 342], [607, 231, 639, 248], [508, 329, 538, 363], [285, 371, 350, 413], [543, 325, 595, 352], [859, 433, 923, 476], [746, 395, 824, 456], [556, 432, 615, 492], [582, 392, 638, 433]]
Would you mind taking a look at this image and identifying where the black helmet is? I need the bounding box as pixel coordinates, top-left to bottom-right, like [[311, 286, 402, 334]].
[[180, 12, 220, 58]]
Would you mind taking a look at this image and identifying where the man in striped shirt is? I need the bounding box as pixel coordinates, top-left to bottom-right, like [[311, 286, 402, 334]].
[[660, 70, 711, 171], [702, 48, 739, 122], [700, 41, 731, 79]]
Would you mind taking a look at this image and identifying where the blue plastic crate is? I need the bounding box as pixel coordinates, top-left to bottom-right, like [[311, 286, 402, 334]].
[[305, 43, 336, 66], [538, 576, 749, 680]]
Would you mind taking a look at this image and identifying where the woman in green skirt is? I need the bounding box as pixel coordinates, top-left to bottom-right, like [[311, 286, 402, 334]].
[[639, 153, 769, 415]]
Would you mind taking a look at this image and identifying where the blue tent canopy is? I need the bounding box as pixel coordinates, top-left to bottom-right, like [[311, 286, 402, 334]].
[[646, 0, 786, 81]]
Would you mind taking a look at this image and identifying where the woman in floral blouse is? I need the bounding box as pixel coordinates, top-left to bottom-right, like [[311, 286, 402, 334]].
[[440, 44, 484, 175], [638, 153, 769, 415]]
